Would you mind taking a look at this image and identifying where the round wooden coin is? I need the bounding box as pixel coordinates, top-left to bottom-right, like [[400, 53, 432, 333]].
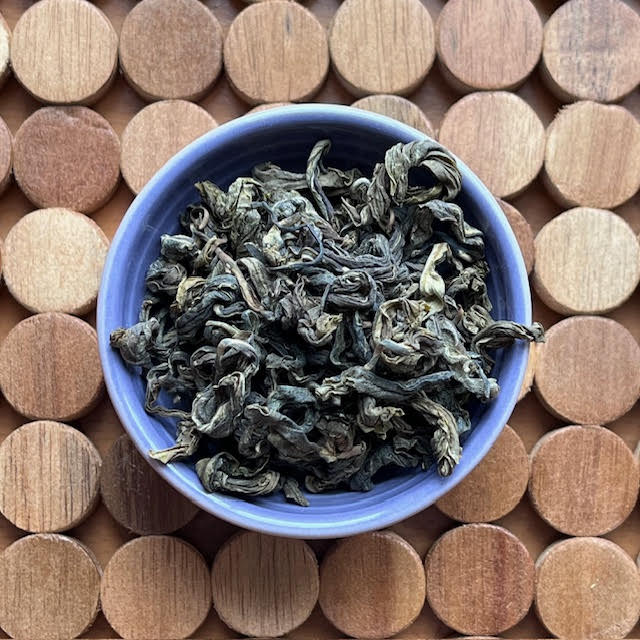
[[0, 114, 11, 196], [3, 208, 109, 315], [529, 425, 639, 536], [319, 531, 425, 638], [101, 434, 198, 535], [13, 107, 120, 214], [542, 0, 640, 103], [329, 0, 435, 97], [436, 0, 542, 92], [212, 531, 319, 636], [498, 199, 534, 274], [119, 0, 223, 102], [518, 341, 538, 401], [0, 313, 103, 421], [10, 0, 118, 105], [533, 208, 640, 315], [0, 421, 101, 533], [101, 536, 210, 639], [224, 1, 328, 105], [436, 425, 529, 522], [121, 100, 216, 194], [247, 102, 293, 114], [425, 524, 534, 635], [0, 12, 10, 88], [544, 102, 640, 209], [438, 92, 545, 199], [0, 534, 101, 640], [351, 95, 435, 137], [535, 316, 640, 424], [536, 537, 640, 639]]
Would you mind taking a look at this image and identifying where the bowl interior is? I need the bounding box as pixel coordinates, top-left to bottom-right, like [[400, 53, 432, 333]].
[[98, 104, 531, 537]]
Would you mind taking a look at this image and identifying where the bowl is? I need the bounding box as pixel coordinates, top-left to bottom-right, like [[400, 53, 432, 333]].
[[98, 104, 532, 538]]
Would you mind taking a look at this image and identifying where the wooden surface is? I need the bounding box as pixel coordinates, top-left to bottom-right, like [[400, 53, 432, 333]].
[[499, 199, 535, 275], [1, 0, 640, 638], [2, 208, 109, 314], [0, 13, 9, 89], [436, 0, 542, 92], [544, 101, 640, 209], [119, 0, 223, 102], [0, 421, 101, 533], [351, 94, 435, 137], [529, 425, 640, 536], [0, 534, 101, 640], [542, 0, 640, 102], [0, 116, 10, 196], [212, 532, 319, 637], [535, 537, 640, 639], [319, 531, 426, 638], [438, 91, 546, 198]]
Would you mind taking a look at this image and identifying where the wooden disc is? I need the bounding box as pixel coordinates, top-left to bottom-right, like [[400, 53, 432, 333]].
[[0, 534, 101, 640], [3, 208, 109, 315], [425, 524, 534, 635], [0, 12, 9, 89], [212, 531, 319, 636], [319, 531, 425, 638], [544, 102, 640, 209], [247, 102, 293, 114], [119, 0, 223, 101], [536, 537, 640, 639], [0, 114, 11, 196], [518, 341, 538, 401], [10, 0, 118, 105], [101, 434, 198, 535], [529, 425, 639, 536], [13, 107, 121, 214], [351, 95, 435, 137], [542, 0, 640, 103], [535, 316, 640, 424], [101, 536, 210, 640], [0, 313, 104, 421], [498, 199, 534, 274], [436, 0, 542, 92], [438, 92, 545, 199], [436, 425, 529, 523], [121, 100, 216, 194], [0, 421, 101, 533], [224, 2, 328, 105], [329, 0, 435, 97], [533, 207, 640, 315]]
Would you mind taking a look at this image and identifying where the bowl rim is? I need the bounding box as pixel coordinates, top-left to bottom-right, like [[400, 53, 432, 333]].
[[98, 103, 532, 538]]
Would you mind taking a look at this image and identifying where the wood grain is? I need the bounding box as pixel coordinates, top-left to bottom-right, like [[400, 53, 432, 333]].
[[0, 313, 104, 421], [319, 531, 425, 638], [10, 0, 118, 105], [224, 1, 329, 105], [0, 114, 11, 196], [544, 102, 640, 209], [120, 99, 217, 194], [119, 0, 223, 102], [533, 207, 640, 315], [438, 92, 545, 198], [212, 531, 319, 637], [425, 524, 534, 635], [436, 425, 529, 523], [529, 425, 639, 536], [542, 0, 640, 103], [329, 0, 435, 96], [535, 537, 640, 639], [2, 207, 109, 314], [101, 535, 211, 640], [100, 434, 198, 535], [247, 102, 294, 113], [498, 198, 535, 275], [0, 420, 101, 533], [436, 0, 542, 92], [0, 534, 101, 640], [534, 316, 640, 424], [518, 341, 538, 401], [351, 94, 435, 137], [12, 106, 121, 214], [0, 12, 9, 89]]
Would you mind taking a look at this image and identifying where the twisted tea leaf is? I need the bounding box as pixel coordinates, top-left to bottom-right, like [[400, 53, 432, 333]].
[[111, 138, 544, 506]]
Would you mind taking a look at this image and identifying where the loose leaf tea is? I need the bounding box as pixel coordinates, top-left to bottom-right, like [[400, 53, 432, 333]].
[[111, 139, 543, 505]]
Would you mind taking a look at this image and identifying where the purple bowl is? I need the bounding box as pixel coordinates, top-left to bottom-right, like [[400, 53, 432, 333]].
[[97, 104, 531, 538]]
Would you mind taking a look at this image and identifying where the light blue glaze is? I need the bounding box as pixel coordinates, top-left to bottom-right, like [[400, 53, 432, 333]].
[[97, 104, 532, 538]]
